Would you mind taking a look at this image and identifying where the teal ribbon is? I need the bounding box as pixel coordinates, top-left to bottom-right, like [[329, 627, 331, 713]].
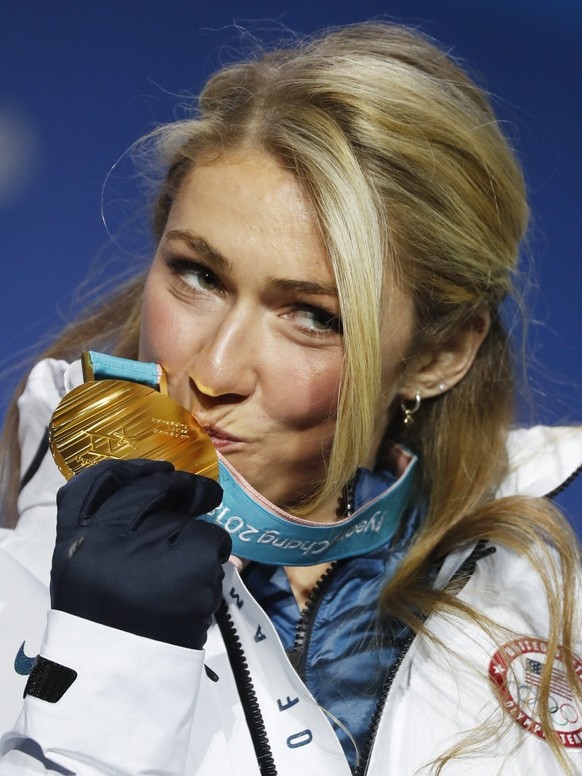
[[87, 351, 162, 389], [198, 454, 417, 566]]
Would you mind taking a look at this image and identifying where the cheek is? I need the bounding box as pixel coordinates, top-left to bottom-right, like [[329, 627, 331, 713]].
[[139, 277, 187, 366], [266, 357, 342, 432], [139, 283, 163, 362]]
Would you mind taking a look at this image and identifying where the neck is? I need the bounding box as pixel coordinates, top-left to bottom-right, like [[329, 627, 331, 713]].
[[285, 562, 333, 608], [293, 488, 347, 525]]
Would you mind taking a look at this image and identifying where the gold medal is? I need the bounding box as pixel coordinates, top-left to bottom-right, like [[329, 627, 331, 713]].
[[49, 356, 218, 481]]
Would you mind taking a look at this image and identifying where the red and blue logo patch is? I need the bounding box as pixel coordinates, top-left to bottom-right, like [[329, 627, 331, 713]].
[[489, 637, 582, 748]]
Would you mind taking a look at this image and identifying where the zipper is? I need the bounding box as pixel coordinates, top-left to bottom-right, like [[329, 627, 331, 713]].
[[286, 560, 344, 679], [546, 461, 582, 500], [215, 601, 278, 776], [352, 627, 415, 776], [353, 540, 496, 776]]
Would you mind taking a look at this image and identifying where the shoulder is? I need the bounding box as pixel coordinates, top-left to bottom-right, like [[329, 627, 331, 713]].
[[459, 542, 580, 641], [433, 539, 580, 643], [17, 358, 82, 475], [498, 425, 582, 499]]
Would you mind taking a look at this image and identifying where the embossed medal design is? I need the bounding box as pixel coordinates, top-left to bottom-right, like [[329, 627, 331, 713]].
[[49, 353, 218, 481]]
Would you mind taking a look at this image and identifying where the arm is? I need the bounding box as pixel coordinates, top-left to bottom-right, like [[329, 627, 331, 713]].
[[0, 459, 230, 775]]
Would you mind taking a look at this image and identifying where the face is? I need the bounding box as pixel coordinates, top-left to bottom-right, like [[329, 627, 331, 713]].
[[140, 149, 415, 516]]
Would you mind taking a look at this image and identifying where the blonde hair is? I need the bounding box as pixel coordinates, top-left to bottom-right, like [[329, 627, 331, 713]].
[[1, 22, 580, 772]]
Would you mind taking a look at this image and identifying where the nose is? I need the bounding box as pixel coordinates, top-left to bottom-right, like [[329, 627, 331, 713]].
[[189, 307, 258, 406]]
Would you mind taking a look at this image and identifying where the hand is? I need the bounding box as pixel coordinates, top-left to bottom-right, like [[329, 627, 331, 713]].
[[51, 459, 231, 649]]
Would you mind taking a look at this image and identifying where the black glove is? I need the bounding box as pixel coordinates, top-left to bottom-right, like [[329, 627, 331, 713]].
[[51, 459, 231, 649]]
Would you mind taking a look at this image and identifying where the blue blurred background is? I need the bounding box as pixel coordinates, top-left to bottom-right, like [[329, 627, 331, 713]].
[[1, 1, 580, 525]]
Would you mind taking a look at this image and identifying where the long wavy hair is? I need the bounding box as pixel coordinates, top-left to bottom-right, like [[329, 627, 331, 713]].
[[1, 22, 580, 772]]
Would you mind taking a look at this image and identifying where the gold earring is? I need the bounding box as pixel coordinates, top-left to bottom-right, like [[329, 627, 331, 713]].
[[401, 391, 421, 426]]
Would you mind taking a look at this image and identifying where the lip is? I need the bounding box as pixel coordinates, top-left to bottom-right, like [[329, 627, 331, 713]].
[[200, 422, 246, 450]]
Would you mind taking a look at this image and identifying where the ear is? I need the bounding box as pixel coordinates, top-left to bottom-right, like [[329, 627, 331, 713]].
[[399, 309, 490, 400]]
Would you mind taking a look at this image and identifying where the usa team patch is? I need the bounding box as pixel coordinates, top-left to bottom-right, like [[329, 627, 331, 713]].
[[489, 638, 582, 748]]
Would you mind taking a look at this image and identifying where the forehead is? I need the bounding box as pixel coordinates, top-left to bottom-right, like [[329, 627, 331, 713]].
[[165, 149, 332, 285]]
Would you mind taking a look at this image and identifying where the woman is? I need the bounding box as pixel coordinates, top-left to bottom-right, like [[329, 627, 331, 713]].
[[1, 21, 581, 775]]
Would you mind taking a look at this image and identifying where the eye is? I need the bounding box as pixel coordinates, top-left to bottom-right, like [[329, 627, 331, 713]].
[[168, 258, 221, 293], [290, 304, 343, 335]]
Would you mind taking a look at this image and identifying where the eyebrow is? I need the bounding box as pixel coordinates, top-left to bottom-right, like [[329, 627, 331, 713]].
[[165, 229, 232, 273], [164, 228, 338, 299], [266, 277, 338, 298]]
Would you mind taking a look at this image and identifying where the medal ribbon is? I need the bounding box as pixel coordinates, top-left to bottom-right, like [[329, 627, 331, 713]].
[[205, 452, 417, 565]]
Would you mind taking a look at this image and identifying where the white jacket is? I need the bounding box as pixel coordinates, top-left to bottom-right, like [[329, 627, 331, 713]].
[[0, 359, 581, 775]]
